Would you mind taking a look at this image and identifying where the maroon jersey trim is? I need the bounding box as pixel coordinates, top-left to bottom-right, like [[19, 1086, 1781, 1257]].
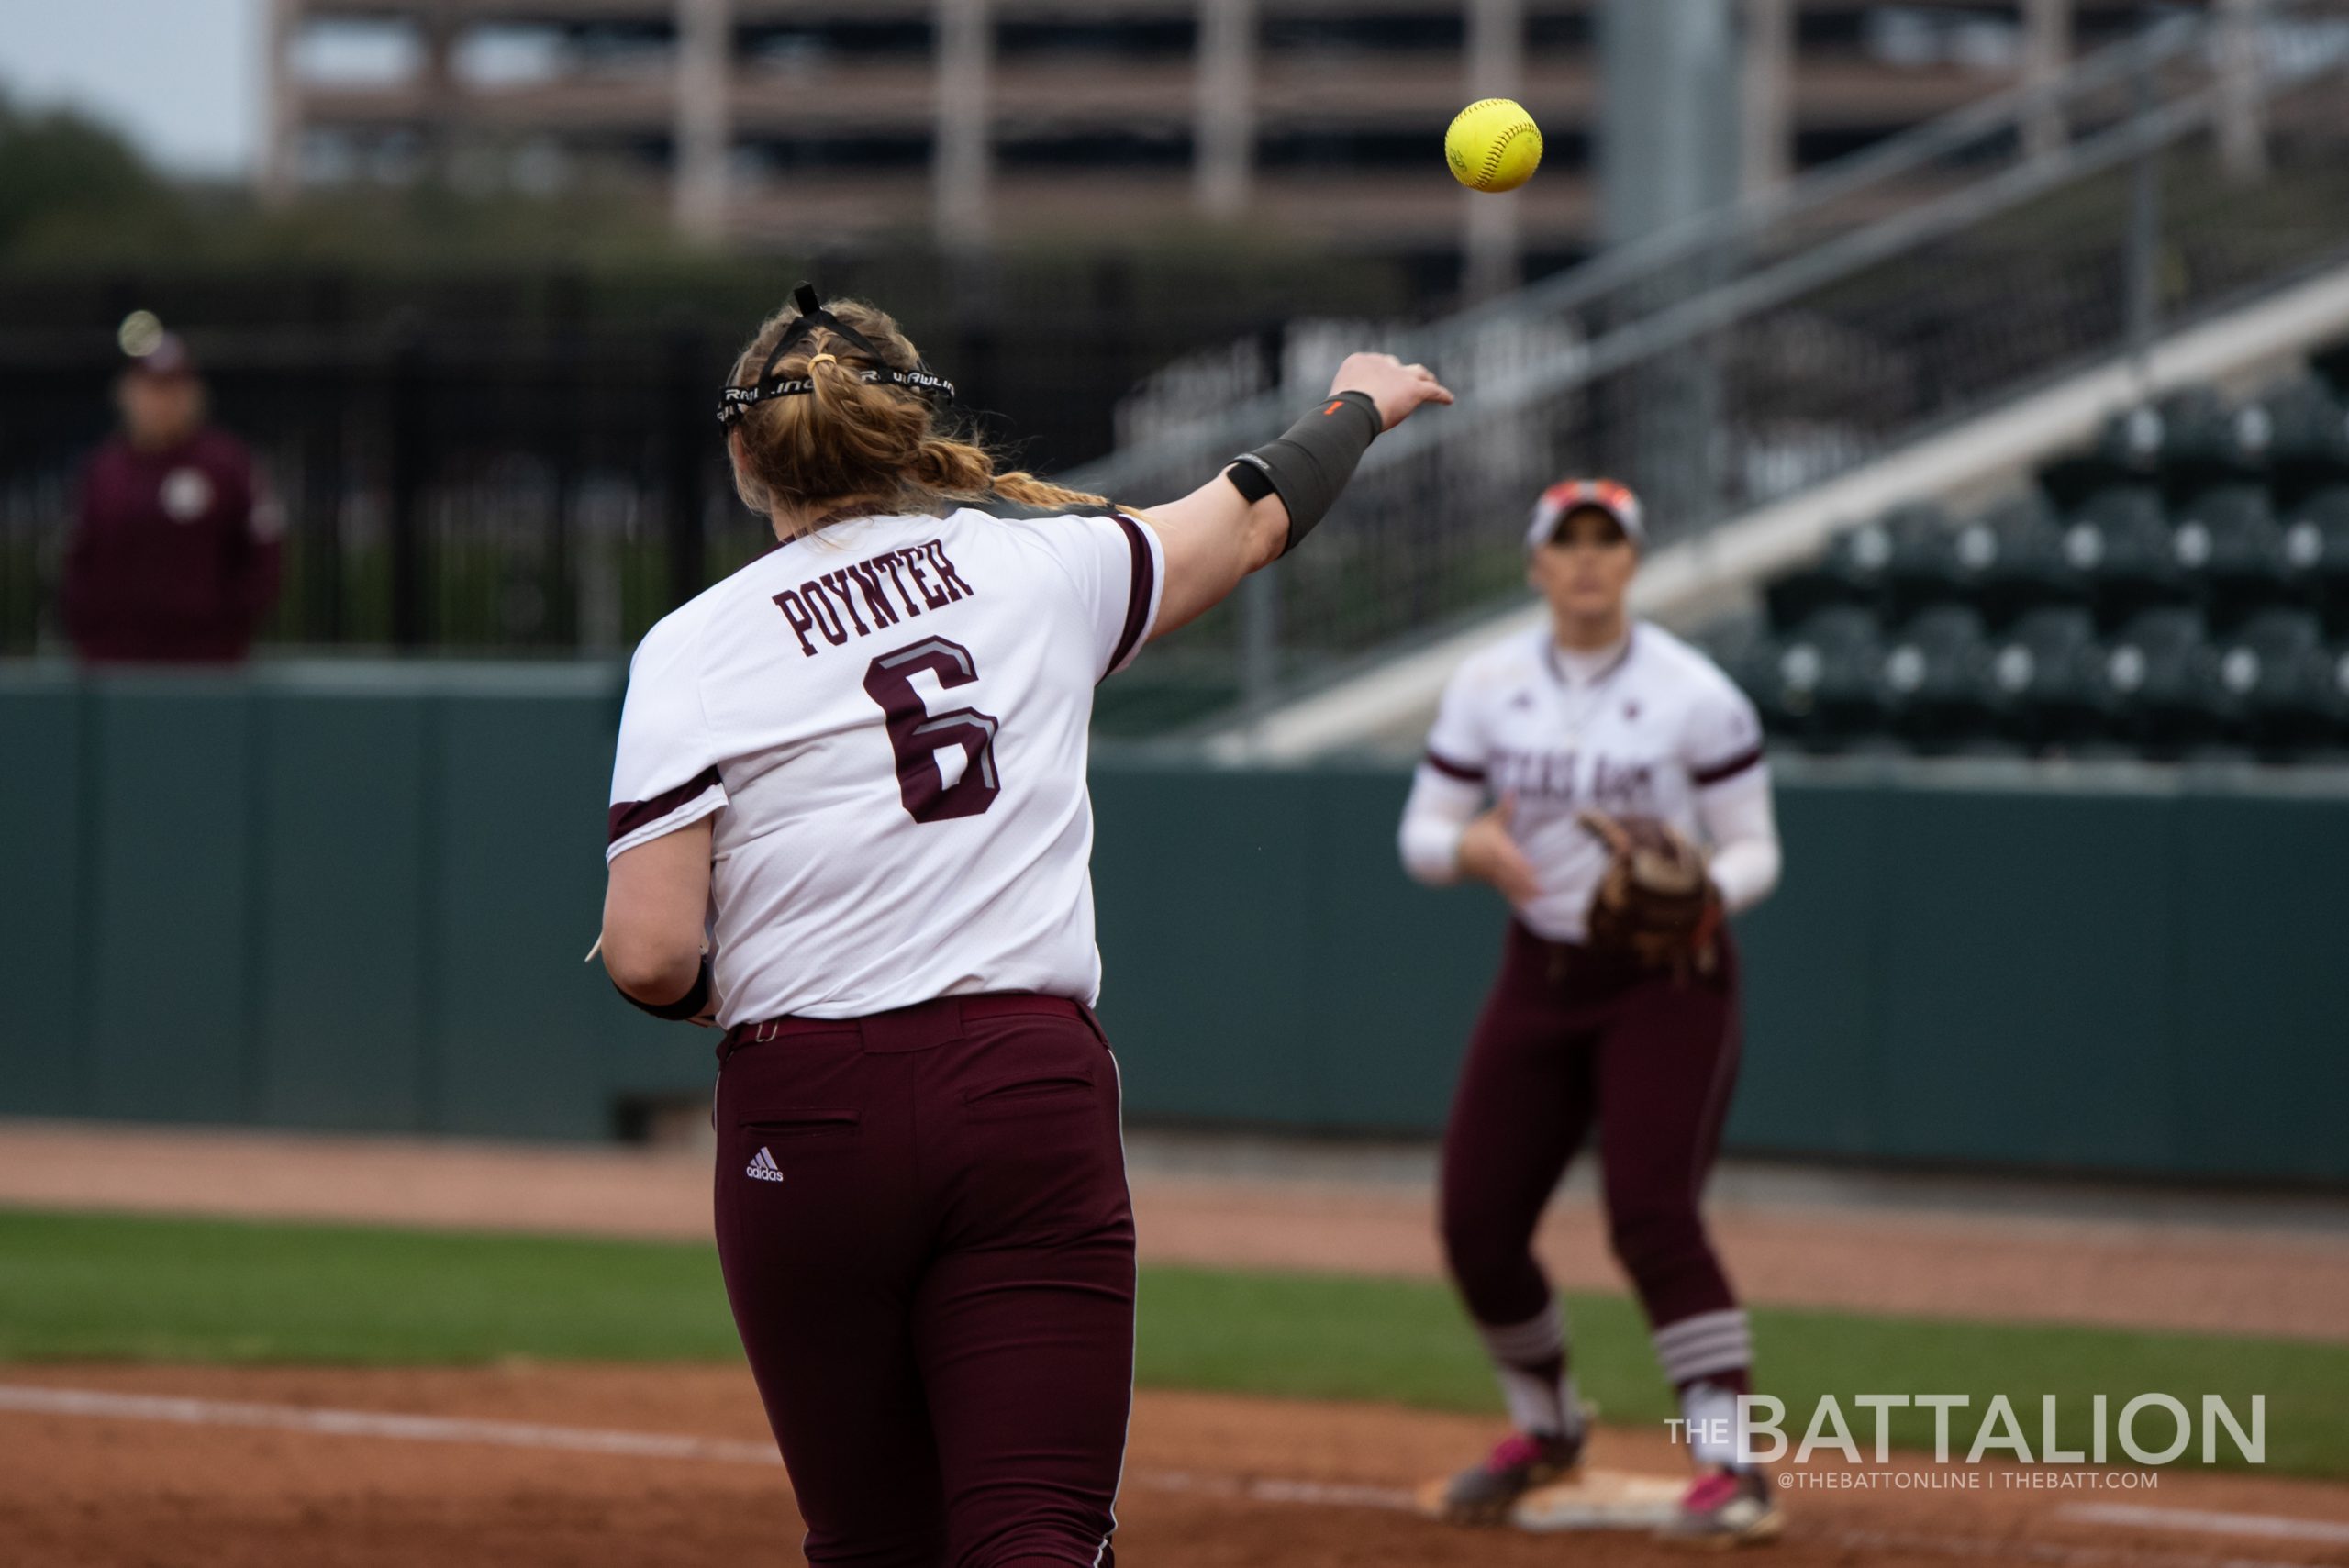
[[608, 766, 724, 844], [1105, 512, 1156, 676], [1690, 744, 1765, 788], [1424, 749, 1486, 783]]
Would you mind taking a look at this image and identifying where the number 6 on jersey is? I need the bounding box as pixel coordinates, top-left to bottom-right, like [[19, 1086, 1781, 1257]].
[[863, 637, 1003, 822]]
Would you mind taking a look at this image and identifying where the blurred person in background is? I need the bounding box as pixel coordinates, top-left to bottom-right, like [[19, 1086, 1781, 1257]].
[[61, 323, 282, 662], [1398, 480, 1785, 1546]]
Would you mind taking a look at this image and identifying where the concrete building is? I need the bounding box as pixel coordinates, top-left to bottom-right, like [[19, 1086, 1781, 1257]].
[[262, 0, 2172, 265]]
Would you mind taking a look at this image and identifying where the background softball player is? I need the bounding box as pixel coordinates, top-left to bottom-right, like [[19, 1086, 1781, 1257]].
[[1397, 479, 1785, 1546], [599, 284, 1449, 1568]]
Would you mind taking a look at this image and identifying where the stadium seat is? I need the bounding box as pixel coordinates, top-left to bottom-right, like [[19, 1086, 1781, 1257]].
[[2281, 486, 2349, 633], [2149, 384, 2269, 496], [1723, 635, 1797, 740], [2038, 387, 2262, 509], [2040, 406, 2164, 509], [2212, 608, 2344, 756], [2333, 641, 2349, 753], [1988, 606, 2113, 751], [2103, 606, 2223, 755], [1967, 493, 2087, 627], [2170, 485, 2286, 633], [2310, 338, 2349, 402], [1764, 513, 1902, 631], [1759, 606, 1889, 749], [2251, 375, 2349, 506], [1877, 502, 1967, 623], [1732, 345, 2349, 762], [2064, 486, 2186, 628], [1880, 605, 1996, 751]]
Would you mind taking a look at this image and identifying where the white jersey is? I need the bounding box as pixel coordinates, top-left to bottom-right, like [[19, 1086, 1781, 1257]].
[[1419, 621, 1767, 942], [607, 502, 1165, 1026]]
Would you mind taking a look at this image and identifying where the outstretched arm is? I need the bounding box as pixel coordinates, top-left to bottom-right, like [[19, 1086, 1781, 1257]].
[[1138, 353, 1452, 638]]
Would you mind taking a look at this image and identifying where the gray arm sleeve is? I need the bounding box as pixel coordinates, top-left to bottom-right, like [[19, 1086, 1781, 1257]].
[[1224, 390, 1384, 554]]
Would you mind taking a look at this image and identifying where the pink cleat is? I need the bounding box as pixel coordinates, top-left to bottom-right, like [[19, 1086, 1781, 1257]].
[[1659, 1467, 1783, 1549], [1436, 1429, 1585, 1526]]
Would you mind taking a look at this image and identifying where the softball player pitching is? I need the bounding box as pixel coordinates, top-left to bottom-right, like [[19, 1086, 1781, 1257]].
[[1398, 480, 1785, 1546], [598, 284, 1448, 1568]]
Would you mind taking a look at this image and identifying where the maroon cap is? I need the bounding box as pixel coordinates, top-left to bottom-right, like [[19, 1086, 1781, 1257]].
[[1528, 477, 1644, 550], [127, 332, 198, 380]]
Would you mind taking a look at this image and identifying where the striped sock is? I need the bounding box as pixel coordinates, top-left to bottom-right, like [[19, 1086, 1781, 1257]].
[[1654, 1309, 1755, 1471], [1476, 1300, 1584, 1440], [1653, 1307, 1752, 1391]]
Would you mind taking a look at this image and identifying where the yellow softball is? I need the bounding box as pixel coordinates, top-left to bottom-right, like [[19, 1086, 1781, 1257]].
[[1445, 98, 1542, 193]]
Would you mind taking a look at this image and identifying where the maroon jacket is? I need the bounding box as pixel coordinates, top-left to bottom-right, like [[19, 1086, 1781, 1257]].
[[62, 428, 284, 663]]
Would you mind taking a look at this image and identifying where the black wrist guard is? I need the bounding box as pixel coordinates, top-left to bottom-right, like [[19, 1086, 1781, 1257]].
[[618, 954, 712, 1022], [1222, 389, 1383, 554]]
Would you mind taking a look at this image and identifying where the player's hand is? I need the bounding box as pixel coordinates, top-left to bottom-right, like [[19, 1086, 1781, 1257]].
[[1457, 794, 1540, 906], [1330, 353, 1453, 432]]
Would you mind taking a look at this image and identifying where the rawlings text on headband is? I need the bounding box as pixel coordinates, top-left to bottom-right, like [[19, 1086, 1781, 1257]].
[[716, 283, 956, 427]]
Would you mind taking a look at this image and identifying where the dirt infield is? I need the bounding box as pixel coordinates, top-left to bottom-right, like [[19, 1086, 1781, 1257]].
[[6, 1363, 2349, 1568], [4, 1119, 2345, 1340], [6, 1118, 2349, 1564]]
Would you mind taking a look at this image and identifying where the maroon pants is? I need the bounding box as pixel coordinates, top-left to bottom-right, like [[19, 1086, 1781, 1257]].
[[713, 994, 1134, 1568], [1441, 921, 1743, 1339]]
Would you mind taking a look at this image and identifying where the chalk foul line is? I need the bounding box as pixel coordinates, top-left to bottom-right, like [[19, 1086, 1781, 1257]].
[[2058, 1503, 2349, 1547], [1139, 1469, 1417, 1511], [0, 1385, 1419, 1510], [0, 1384, 784, 1466]]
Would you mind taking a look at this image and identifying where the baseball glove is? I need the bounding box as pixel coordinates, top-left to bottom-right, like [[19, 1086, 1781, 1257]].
[[1578, 810, 1722, 975]]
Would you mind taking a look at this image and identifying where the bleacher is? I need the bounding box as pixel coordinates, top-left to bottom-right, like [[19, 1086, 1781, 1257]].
[[1722, 344, 2349, 763]]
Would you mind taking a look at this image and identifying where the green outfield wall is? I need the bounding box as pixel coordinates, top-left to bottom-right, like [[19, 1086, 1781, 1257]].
[[3, 663, 2344, 1184]]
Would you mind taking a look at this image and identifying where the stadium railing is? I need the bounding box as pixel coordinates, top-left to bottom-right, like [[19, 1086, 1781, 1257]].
[[1065, 1, 2349, 726]]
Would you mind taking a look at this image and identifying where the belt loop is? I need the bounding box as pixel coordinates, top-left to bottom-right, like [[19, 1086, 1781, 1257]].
[[754, 1020, 779, 1043]]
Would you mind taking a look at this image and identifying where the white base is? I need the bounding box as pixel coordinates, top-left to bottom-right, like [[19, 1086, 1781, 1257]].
[[1511, 1469, 1687, 1531], [1413, 1467, 1686, 1531]]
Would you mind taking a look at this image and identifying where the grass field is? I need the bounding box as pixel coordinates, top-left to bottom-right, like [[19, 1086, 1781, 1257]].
[[4, 1207, 2340, 1478]]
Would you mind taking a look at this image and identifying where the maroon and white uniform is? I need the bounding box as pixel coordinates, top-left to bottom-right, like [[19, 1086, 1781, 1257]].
[[607, 501, 1163, 1568], [608, 503, 1164, 1024], [1401, 621, 1774, 934], [62, 427, 283, 663], [1399, 620, 1780, 1473]]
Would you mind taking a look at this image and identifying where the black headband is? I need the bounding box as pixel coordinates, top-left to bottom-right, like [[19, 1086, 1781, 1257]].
[[716, 283, 956, 426]]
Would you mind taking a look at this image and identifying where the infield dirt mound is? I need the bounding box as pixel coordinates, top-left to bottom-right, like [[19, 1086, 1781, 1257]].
[[5, 1363, 2346, 1568]]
